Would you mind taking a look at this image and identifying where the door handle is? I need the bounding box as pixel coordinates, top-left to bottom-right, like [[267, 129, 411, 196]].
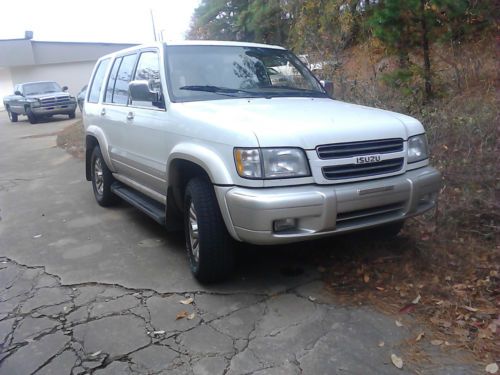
[[126, 112, 134, 120], [100, 108, 106, 116]]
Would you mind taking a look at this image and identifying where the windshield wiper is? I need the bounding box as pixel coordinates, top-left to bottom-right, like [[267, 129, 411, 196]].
[[179, 85, 258, 97]]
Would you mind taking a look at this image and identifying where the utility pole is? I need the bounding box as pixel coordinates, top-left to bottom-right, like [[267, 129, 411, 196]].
[[150, 9, 157, 41]]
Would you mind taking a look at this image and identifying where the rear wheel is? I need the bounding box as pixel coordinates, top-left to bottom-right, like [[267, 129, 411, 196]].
[[90, 146, 117, 207], [7, 108, 18, 122], [68, 111, 76, 119], [184, 177, 234, 283], [26, 109, 38, 124]]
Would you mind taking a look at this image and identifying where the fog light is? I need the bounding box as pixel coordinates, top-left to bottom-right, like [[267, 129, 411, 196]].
[[419, 192, 437, 205], [273, 218, 297, 233]]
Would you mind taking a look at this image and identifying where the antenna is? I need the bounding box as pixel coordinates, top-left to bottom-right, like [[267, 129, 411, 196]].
[[150, 9, 157, 41]]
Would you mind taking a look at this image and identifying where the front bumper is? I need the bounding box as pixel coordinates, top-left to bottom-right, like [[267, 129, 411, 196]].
[[215, 166, 441, 245], [32, 103, 77, 115]]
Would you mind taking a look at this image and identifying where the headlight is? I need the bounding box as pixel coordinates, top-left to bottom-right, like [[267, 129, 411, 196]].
[[407, 134, 429, 163], [30, 99, 41, 108], [234, 148, 310, 179]]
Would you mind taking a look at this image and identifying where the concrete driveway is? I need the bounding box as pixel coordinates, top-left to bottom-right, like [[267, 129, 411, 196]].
[[0, 113, 477, 374]]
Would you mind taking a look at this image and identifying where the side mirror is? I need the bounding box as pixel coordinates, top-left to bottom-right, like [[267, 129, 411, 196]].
[[62, 86, 68, 92], [320, 80, 334, 98], [14, 90, 22, 96], [129, 80, 160, 103]]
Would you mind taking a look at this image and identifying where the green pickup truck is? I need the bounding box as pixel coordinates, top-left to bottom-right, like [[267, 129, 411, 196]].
[[3, 81, 77, 124]]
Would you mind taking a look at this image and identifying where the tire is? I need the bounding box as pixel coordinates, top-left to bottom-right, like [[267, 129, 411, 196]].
[[68, 111, 76, 119], [184, 177, 234, 283], [7, 108, 18, 122], [90, 146, 117, 207], [26, 109, 38, 124]]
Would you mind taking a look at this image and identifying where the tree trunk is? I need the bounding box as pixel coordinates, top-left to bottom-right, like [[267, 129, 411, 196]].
[[420, 0, 432, 102]]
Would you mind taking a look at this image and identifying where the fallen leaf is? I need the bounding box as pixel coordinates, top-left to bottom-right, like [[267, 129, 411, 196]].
[[378, 341, 385, 347], [391, 354, 403, 369], [176, 311, 189, 320], [376, 286, 385, 291], [179, 297, 194, 305], [415, 332, 424, 342], [187, 312, 196, 320], [152, 330, 165, 335], [431, 339, 443, 346], [412, 295, 421, 304], [462, 306, 478, 312], [308, 296, 317, 302], [90, 351, 101, 357], [33, 234, 42, 239], [399, 303, 416, 314], [363, 273, 370, 283], [485, 363, 499, 374], [395, 320, 403, 327]]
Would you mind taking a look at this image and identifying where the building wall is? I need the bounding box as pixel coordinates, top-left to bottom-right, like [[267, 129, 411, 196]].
[[9, 60, 97, 96], [0, 68, 14, 110]]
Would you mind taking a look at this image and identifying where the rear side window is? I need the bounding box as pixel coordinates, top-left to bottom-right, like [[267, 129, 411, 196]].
[[111, 54, 137, 105], [104, 57, 123, 103], [88, 58, 110, 103]]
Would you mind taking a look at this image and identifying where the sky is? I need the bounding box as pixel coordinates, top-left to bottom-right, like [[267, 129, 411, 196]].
[[0, 0, 201, 44]]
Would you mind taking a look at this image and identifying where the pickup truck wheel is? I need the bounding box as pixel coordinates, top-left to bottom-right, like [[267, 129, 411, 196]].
[[7, 109, 18, 122], [26, 109, 38, 124], [68, 111, 76, 119], [184, 177, 234, 283], [91, 146, 117, 207]]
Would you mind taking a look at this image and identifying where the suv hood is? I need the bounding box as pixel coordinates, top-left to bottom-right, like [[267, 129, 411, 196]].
[[177, 97, 425, 149]]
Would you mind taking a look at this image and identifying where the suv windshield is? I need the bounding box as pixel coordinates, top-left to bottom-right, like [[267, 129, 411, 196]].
[[165, 45, 326, 102], [23, 82, 62, 96]]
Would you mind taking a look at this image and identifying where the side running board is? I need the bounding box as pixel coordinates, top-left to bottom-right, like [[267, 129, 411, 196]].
[[111, 182, 166, 225]]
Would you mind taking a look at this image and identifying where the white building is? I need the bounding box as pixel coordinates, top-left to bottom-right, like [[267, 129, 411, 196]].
[[0, 38, 136, 110]]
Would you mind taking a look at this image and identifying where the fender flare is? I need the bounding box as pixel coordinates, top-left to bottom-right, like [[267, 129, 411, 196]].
[[85, 125, 115, 173], [167, 143, 234, 186]]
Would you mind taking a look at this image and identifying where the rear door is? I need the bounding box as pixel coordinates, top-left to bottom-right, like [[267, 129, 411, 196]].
[[99, 53, 139, 175]]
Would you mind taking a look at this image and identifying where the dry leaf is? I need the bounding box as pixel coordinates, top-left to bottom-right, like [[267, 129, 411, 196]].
[[412, 295, 421, 304], [395, 320, 403, 327], [391, 354, 403, 369], [308, 296, 317, 302], [363, 273, 370, 283], [415, 332, 424, 342], [378, 341, 385, 347], [376, 286, 385, 291], [90, 351, 101, 357], [176, 310, 189, 320], [152, 330, 165, 335], [485, 363, 499, 374], [180, 297, 194, 305], [462, 306, 478, 312], [431, 339, 443, 346], [399, 303, 416, 314]]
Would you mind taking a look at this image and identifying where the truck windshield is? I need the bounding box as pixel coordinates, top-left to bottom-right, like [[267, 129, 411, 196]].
[[165, 45, 327, 102], [23, 82, 62, 96]]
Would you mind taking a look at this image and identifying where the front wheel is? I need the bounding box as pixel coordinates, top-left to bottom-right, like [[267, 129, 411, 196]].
[[184, 177, 234, 283], [90, 146, 117, 207], [68, 111, 76, 119], [7, 108, 18, 122], [26, 109, 38, 124]]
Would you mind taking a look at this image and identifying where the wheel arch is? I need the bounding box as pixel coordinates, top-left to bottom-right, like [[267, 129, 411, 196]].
[[85, 126, 114, 181]]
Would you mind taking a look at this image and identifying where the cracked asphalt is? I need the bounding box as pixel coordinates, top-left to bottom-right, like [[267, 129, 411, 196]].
[[0, 114, 480, 374]]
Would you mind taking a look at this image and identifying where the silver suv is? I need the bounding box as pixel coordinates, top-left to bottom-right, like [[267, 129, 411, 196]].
[[84, 41, 441, 282]]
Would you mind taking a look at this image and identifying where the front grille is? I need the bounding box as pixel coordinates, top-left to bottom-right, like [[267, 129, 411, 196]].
[[317, 138, 403, 159], [336, 202, 405, 228], [39, 96, 72, 108], [322, 158, 404, 180]]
